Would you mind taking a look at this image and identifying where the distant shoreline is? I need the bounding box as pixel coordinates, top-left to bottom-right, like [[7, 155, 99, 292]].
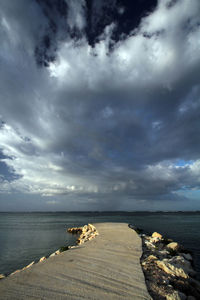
[[1, 210, 200, 213]]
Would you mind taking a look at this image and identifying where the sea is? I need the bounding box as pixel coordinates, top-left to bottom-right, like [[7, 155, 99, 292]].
[[0, 211, 200, 279]]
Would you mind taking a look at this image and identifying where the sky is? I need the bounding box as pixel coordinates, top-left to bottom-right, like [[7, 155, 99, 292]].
[[0, 0, 200, 211]]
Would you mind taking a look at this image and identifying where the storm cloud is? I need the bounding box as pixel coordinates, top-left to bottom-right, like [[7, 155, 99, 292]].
[[0, 0, 200, 211]]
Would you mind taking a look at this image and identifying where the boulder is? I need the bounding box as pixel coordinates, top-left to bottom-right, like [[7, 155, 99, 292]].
[[144, 240, 156, 249], [152, 232, 163, 239], [68, 246, 77, 249], [76, 224, 99, 244], [0, 274, 5, 279], [167, 256, 196, 277], [166, 290, 186, 300], [167, 242, 179, 251], [68, 224, 99, 245], [67, 227, 82, 233], [22, 261, 34, 270], [159, 249, 169, 257], [39, 256, 46, 262], [157, 256, 196, 278], [10, 270, 21, 276], [146, 255, 158, 262], [156, 260, 189, 278], [151, 236, 162, 243], [88, 224, 96, 231]]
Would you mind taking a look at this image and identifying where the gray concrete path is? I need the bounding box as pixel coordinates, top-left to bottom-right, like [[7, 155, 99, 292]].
[[0, 223, 152, 300]]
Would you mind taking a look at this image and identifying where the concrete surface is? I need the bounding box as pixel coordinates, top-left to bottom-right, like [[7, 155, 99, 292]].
[[0, 223, 152, 300]]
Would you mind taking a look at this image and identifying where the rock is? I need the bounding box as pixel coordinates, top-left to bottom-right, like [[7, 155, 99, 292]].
[[68, 224, 99, 245], [167, 242, 179, 251], [88, 223, 96, 231], [146, 255, 158, 262], [55, 250, 61, 255], [166, 290, 186, 300], [50, 252, 56, 257], [151, 236, 162, 243], [39, 256, 46, 262], [77, 238, 84, 245], [156, 259, 189, 278], [152, 232, 163, 239], [182, 253, 193, 261], [10, 270, 21, 276], [67, 227, 82, 233], [82, 225, 89, 233], [159, 249, 169, 257], [142, 255, 157, 265], [22, 261, 34, 270], [144, 240, 156, 249], [187, 296, 196, 300], [167, 256, 196, 277], [0, 274, 5, 279]]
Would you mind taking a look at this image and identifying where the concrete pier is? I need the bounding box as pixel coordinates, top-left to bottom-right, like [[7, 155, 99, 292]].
[[0, 223, 151, 299]]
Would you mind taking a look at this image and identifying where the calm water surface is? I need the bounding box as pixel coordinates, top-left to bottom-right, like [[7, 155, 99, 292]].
[[0, 212, 199, 278]]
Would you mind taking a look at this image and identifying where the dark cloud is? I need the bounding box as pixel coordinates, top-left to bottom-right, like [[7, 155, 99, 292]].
[[0, 0, 200, 211]]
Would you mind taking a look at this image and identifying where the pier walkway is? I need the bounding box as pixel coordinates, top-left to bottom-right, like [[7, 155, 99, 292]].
[[0, 223, 151, 300]]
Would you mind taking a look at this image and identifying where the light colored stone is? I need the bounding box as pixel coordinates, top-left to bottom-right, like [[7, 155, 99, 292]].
[[182, 253, 193, 261], [82, 225, 88, 233], [88, 224, 96, 231], [167, 242, 179, 251], [152, 232, 163, 239], [159, 249, 169, 257], [166, 290, 186, 300], [146, 255, 158, 262], [39, 256, 46, 262], [156, 259, 189, 278], [151, 236, 161, 243], [68, 224, 99, 245], [49, 252, 56, 257], [55, 250, 60, 255], [10, 270, 21, 276], [22, 261, 34, 270], [144, 240, 156, 249], [0, 274, 5, 279], [167, 256, 196, 277], [67, 227, 82, 233]]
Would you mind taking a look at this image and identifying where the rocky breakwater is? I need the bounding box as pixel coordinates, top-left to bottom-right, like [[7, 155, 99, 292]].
[[140, 231, 200, 300], [67, 223, 99, 244]]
